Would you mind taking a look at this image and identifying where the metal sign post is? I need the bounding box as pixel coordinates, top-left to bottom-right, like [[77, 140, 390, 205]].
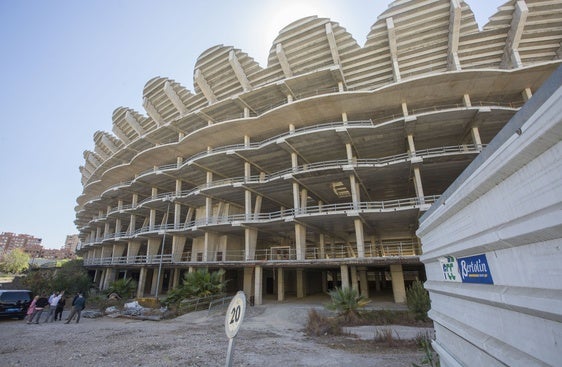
[[225, 291, 246, 367]]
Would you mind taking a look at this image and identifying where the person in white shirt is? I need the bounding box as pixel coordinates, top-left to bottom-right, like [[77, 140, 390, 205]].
[[44, 290, 64, 322]]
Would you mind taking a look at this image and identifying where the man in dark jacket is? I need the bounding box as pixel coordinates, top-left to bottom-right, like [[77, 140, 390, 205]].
[[27, 294, 49, 324], [65, 292, 86, 324]]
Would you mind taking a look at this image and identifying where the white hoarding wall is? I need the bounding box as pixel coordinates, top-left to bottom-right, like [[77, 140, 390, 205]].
[[417, 66, 562, 367]]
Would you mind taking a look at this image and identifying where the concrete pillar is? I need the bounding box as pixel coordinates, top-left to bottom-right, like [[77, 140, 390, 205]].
[[471, 127, 483, 149], [354, 219, 365, 258], [296, 269, 305, 298], [245, 227, 258, 260], [295, 223, 306, 260], [350, 266, 359, 293], [147, 238, 160, 260], [243, 267, 253, 296], [150, 269, 158, 296], [412, 166, 425, 203], [172, 269, 181, 289], [172, 236, 186, 262], [112, 243, 126, 262], [359, 268, 369, 298], [340, 265, 350, 289], [254, 265, 263, 305], [127, 241, 141, 263], [137, 267, 147, 298], [319, 233, 325, 259], [390, 264, 406, 303], [277, 268, 285, 301], [522, 87, 533, 102]]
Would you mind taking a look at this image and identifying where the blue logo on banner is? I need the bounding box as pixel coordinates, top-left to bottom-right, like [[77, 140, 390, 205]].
[[456, 254, 493, 284]]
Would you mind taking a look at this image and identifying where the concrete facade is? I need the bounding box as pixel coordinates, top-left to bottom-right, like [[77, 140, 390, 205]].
[[74, 1, 562, 306], [417, 66, 562, 366]]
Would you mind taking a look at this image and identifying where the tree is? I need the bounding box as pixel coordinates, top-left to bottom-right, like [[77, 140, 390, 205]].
[[51, 260, 92, 295], [0, 248, 30, 274], [325, 287, 370, 323]]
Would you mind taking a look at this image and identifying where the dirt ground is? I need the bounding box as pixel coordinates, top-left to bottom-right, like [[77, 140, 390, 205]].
[[0, 297, 431, 367]]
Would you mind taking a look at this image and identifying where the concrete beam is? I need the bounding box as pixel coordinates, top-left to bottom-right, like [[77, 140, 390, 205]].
[[194, 69, 217, 104], [125, 110, 144, 137], [142, 97, 165, 126], [500, 1, 528, 69], [386, 17, 401, 82], [325, 23, 341, 66], [447, 0, 462, 71], [164, 81, 188, 115], [276, 43, 293, 78], [228, 50, 252, 92]]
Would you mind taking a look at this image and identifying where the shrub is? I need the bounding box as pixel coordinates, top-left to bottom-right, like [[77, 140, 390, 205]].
[[406, 280, 431, 322], [325, 287, 370, 323], [305, 308, 342, 336]]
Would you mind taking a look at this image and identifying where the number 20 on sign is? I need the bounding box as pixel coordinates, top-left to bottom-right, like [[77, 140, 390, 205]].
[[225, 291, 246, 367]]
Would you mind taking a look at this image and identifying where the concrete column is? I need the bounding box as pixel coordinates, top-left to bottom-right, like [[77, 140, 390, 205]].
[[137, 267, 147, 298], [97, 269, 106, 289], [295, 223, 306, 260], [522, 87, 533, 102], [412, 166, 425, 203], [359, 268, 369, 298], [115, 218, 122, 235], [345, 143, 353, 164], [340, 265, 350, 289], [112, 243, 126, 261], [150, 269, 158, 295], [292, 182, 300, 210], [407, 134, 416, 155], [172, 269, 181, 289], [322, 271, 328, 293], [172, 236, 186, 262], [354, 218, 365, 258], [147, 238, 160, 259], [296, 269, 305, 298], [127, 241, 141, 263], [254, 265, 263, 305], [350, 266, 359, 293], [390, 264, 406, 303], [319, 233, 325, 259], [245, 227, 258, 260], [471, 127, 483, 148], [202, 232, 209, 262], [277, 268, 285, 301], [243, 267, 253, 296]]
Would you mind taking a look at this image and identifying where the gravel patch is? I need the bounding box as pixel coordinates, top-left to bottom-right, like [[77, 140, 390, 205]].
[[0, 302, 427, 366]]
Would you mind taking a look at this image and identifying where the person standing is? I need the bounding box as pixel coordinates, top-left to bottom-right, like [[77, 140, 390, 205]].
[[54, 294, 66, 321], [44, 291, 64, 322], [27, 294, 49, 324], [65, 292, 86, 324], [25, 295, 39, 323]]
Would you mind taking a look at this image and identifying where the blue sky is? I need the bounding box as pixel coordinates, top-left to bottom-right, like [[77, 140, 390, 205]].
[[0, 0, 505, 249]]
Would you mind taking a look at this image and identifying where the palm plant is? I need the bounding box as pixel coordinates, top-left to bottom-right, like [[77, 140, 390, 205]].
[[325, 286, 370, 323], [164, 269, 226, 306], [105, 278, 137, 299]]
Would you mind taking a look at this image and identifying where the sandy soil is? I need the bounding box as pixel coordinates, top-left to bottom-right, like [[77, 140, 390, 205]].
[[0, 299, 429, 367]]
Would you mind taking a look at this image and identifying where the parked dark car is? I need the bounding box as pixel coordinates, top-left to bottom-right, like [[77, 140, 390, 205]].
[[0, 290, 33, 319]]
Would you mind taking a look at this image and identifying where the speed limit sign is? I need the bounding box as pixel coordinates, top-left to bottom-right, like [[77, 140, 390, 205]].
[[225, 291, 246, 339]]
